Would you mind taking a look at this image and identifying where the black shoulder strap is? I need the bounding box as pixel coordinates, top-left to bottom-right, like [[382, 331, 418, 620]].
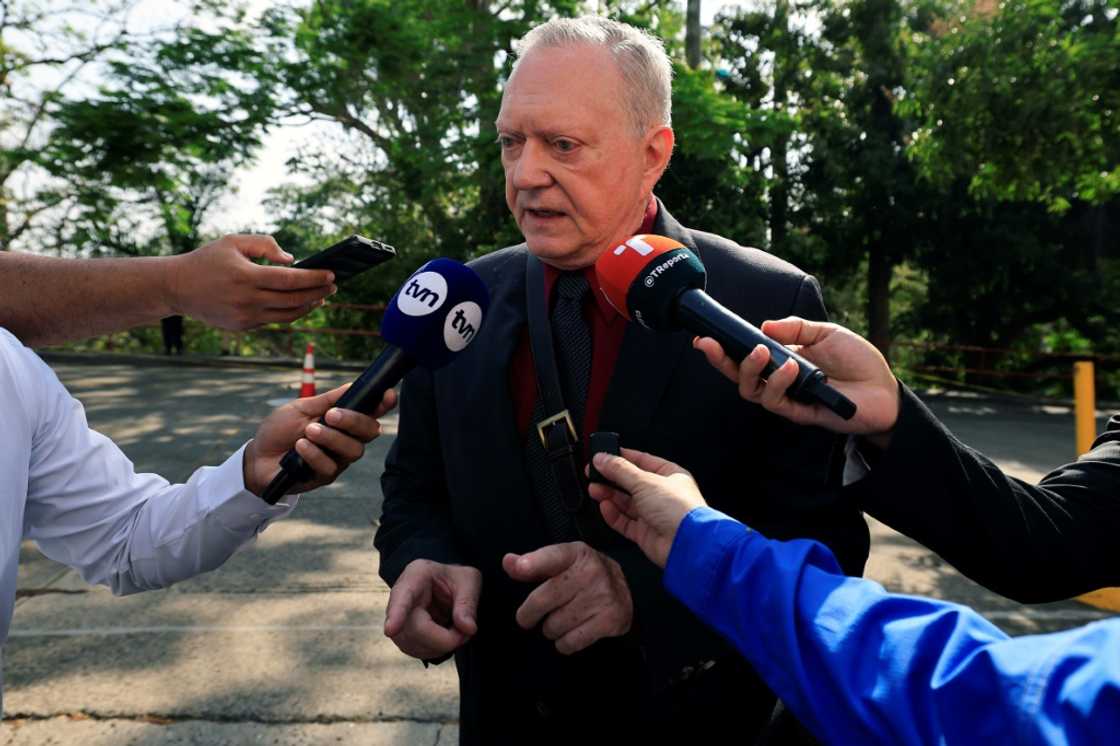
[[525, 255, 587, 515]]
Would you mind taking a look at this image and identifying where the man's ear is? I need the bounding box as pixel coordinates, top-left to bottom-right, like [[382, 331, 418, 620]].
[[641, 126, 675, 191]]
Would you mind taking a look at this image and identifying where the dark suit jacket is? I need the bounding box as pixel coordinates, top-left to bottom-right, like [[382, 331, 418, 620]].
[[853, 384, 1120, 603], [375, 204, 870, 745]]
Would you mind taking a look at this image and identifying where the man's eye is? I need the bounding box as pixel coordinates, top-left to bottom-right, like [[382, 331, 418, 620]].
[[553, 139, 577, 153], [497, 135, 518, 149]]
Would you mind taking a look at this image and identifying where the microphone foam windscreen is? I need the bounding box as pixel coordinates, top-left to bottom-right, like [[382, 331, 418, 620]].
[[380, 258, 491, 369], [595, 235, 706, 330]]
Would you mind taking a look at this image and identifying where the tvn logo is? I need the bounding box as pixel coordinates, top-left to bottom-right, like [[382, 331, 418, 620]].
[[398, 271, 449, 317], [444, 302, 483, 352], [451, 307, 477, 342], [405, 279, 441, 308]]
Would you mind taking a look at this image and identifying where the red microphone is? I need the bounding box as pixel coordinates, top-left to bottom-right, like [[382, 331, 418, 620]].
[[595, 234, 856, 420]]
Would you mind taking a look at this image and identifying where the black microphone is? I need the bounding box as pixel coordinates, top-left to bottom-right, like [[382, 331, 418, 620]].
[[595, 235, 857, 420], [260, 258, 491, 504]]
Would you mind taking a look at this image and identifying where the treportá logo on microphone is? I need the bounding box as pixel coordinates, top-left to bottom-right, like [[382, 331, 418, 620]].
[[641, 251, 687, 289]]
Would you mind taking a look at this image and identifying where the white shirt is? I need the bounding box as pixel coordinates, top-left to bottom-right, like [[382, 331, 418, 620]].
[[0, 328, 294, 709]]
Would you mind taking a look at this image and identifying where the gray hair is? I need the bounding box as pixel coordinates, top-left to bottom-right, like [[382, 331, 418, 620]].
[[512, 16, 673, 135]]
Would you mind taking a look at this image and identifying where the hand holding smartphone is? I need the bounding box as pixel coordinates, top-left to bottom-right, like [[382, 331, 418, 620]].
[[293, 235, 396, 284]]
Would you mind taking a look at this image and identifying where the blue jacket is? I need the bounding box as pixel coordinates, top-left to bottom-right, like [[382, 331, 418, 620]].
[[665, 507, 1120, 745]]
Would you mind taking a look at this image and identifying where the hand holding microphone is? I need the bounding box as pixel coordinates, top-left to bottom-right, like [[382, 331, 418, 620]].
[[260, 258, 490, 504], [694, 318, 900, 443], [243, 384, 394, 498], [595, 235, 858, 421]]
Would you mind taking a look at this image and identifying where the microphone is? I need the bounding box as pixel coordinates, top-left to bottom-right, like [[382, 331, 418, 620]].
[[595, 234, 857, 420], [260, 258, 491, 504]]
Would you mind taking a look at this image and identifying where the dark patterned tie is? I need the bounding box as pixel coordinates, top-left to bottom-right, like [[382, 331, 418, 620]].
[[525, 272, 592, 542]]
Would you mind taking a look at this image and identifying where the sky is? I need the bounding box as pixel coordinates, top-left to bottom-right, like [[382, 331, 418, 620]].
[[206, 0, 754, 233]]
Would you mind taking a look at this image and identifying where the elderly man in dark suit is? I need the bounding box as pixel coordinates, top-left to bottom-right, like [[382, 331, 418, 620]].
[[374, 16, 867, 745]]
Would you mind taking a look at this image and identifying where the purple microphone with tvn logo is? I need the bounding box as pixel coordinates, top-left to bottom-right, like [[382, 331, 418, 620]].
[[260, 258, 490, 504]]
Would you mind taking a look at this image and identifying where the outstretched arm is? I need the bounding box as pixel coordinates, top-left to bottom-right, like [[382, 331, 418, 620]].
[[7, 330, 392, 595], [697, 316, 1120, 601], [1, 235, 336, 346]]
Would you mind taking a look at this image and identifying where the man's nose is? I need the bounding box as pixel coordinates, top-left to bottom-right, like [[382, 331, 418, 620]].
[[510, 140, 553, 191]]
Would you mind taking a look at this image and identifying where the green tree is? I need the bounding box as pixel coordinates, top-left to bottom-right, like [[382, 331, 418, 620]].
[[714, 0, 814, 258], [899, 0, 1119, 373], [904, 0, 1120, 211], [0, 1, 132, 250], [38, 18, 277, 257], [716, 0, 936, 358], [917, 190, 1101, 349]]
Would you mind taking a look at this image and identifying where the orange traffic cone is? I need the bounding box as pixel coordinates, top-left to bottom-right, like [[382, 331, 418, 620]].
[[299, 342, 317, 398]]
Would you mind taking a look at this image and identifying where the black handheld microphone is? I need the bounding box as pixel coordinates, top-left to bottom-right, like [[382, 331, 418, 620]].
[[595, 234, 856, 420], [259, 258, 491, 504]]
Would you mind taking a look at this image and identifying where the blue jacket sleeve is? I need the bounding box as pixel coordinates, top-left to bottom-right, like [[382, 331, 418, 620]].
[[663, 507, 1120, 746]]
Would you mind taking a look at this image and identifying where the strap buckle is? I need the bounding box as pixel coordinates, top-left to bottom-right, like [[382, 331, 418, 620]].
[[536, 409, 578, 448]]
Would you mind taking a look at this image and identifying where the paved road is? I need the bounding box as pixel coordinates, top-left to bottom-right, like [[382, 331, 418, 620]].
[[2, 358, 1115, 744]]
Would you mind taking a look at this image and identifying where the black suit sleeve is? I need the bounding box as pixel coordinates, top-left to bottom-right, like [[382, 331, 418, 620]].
[[374, 366, 464, 587], [853, 384, 1120, 602]]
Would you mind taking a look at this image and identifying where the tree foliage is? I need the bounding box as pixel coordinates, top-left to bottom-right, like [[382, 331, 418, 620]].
[[903, 0, 1120, 211], [39, 17, 275, 256], [0, 0, 133, 249]]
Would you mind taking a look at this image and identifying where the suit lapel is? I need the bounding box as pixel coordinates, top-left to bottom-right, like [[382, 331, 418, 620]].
[[598, 201, 695, 437], [463, 249, 528, 464], [452, 249, 554, 551]]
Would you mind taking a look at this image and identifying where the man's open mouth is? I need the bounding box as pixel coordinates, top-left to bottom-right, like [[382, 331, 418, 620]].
[[526, 208, 565, 218]]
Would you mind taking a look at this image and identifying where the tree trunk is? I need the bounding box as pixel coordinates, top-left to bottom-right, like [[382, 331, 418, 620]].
[[686, 0, 702, 69], [867, 244, 893, 361], [1, 170, 15, 250], [769, 141, 788, 252], [0, 197, 9, 251], [769, 0, 790, 253]]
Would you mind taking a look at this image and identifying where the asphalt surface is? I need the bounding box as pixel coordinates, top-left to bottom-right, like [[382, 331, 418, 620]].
[[2, 356, 1115, 744]]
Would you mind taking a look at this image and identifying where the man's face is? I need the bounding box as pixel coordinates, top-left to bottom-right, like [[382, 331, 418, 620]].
[[496, 44, 658, 270]]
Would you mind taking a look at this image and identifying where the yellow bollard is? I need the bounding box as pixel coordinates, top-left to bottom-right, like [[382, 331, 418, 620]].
[[1072, 360, 1120, 611], [1073, 360, 1096, 456]]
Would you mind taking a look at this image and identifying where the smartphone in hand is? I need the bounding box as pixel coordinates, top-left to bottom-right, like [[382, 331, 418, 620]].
[[294, 235, 395, 284]]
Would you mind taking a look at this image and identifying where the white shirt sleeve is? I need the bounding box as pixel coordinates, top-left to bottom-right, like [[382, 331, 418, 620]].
[[19, 340, 296, 595], [841, 435, 870, 486]]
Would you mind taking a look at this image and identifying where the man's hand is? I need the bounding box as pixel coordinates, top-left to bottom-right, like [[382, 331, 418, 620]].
[[384, 559, 482, 660], [168, 235, 337, 330], [242, 384, 396, 497], [587, 448, 707, 569], [694, 316, 900, 446], [503, 542, 632, 655]]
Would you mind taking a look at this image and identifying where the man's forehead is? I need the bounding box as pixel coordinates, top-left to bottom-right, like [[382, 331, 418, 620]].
[[495, 45, 624, 132]]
